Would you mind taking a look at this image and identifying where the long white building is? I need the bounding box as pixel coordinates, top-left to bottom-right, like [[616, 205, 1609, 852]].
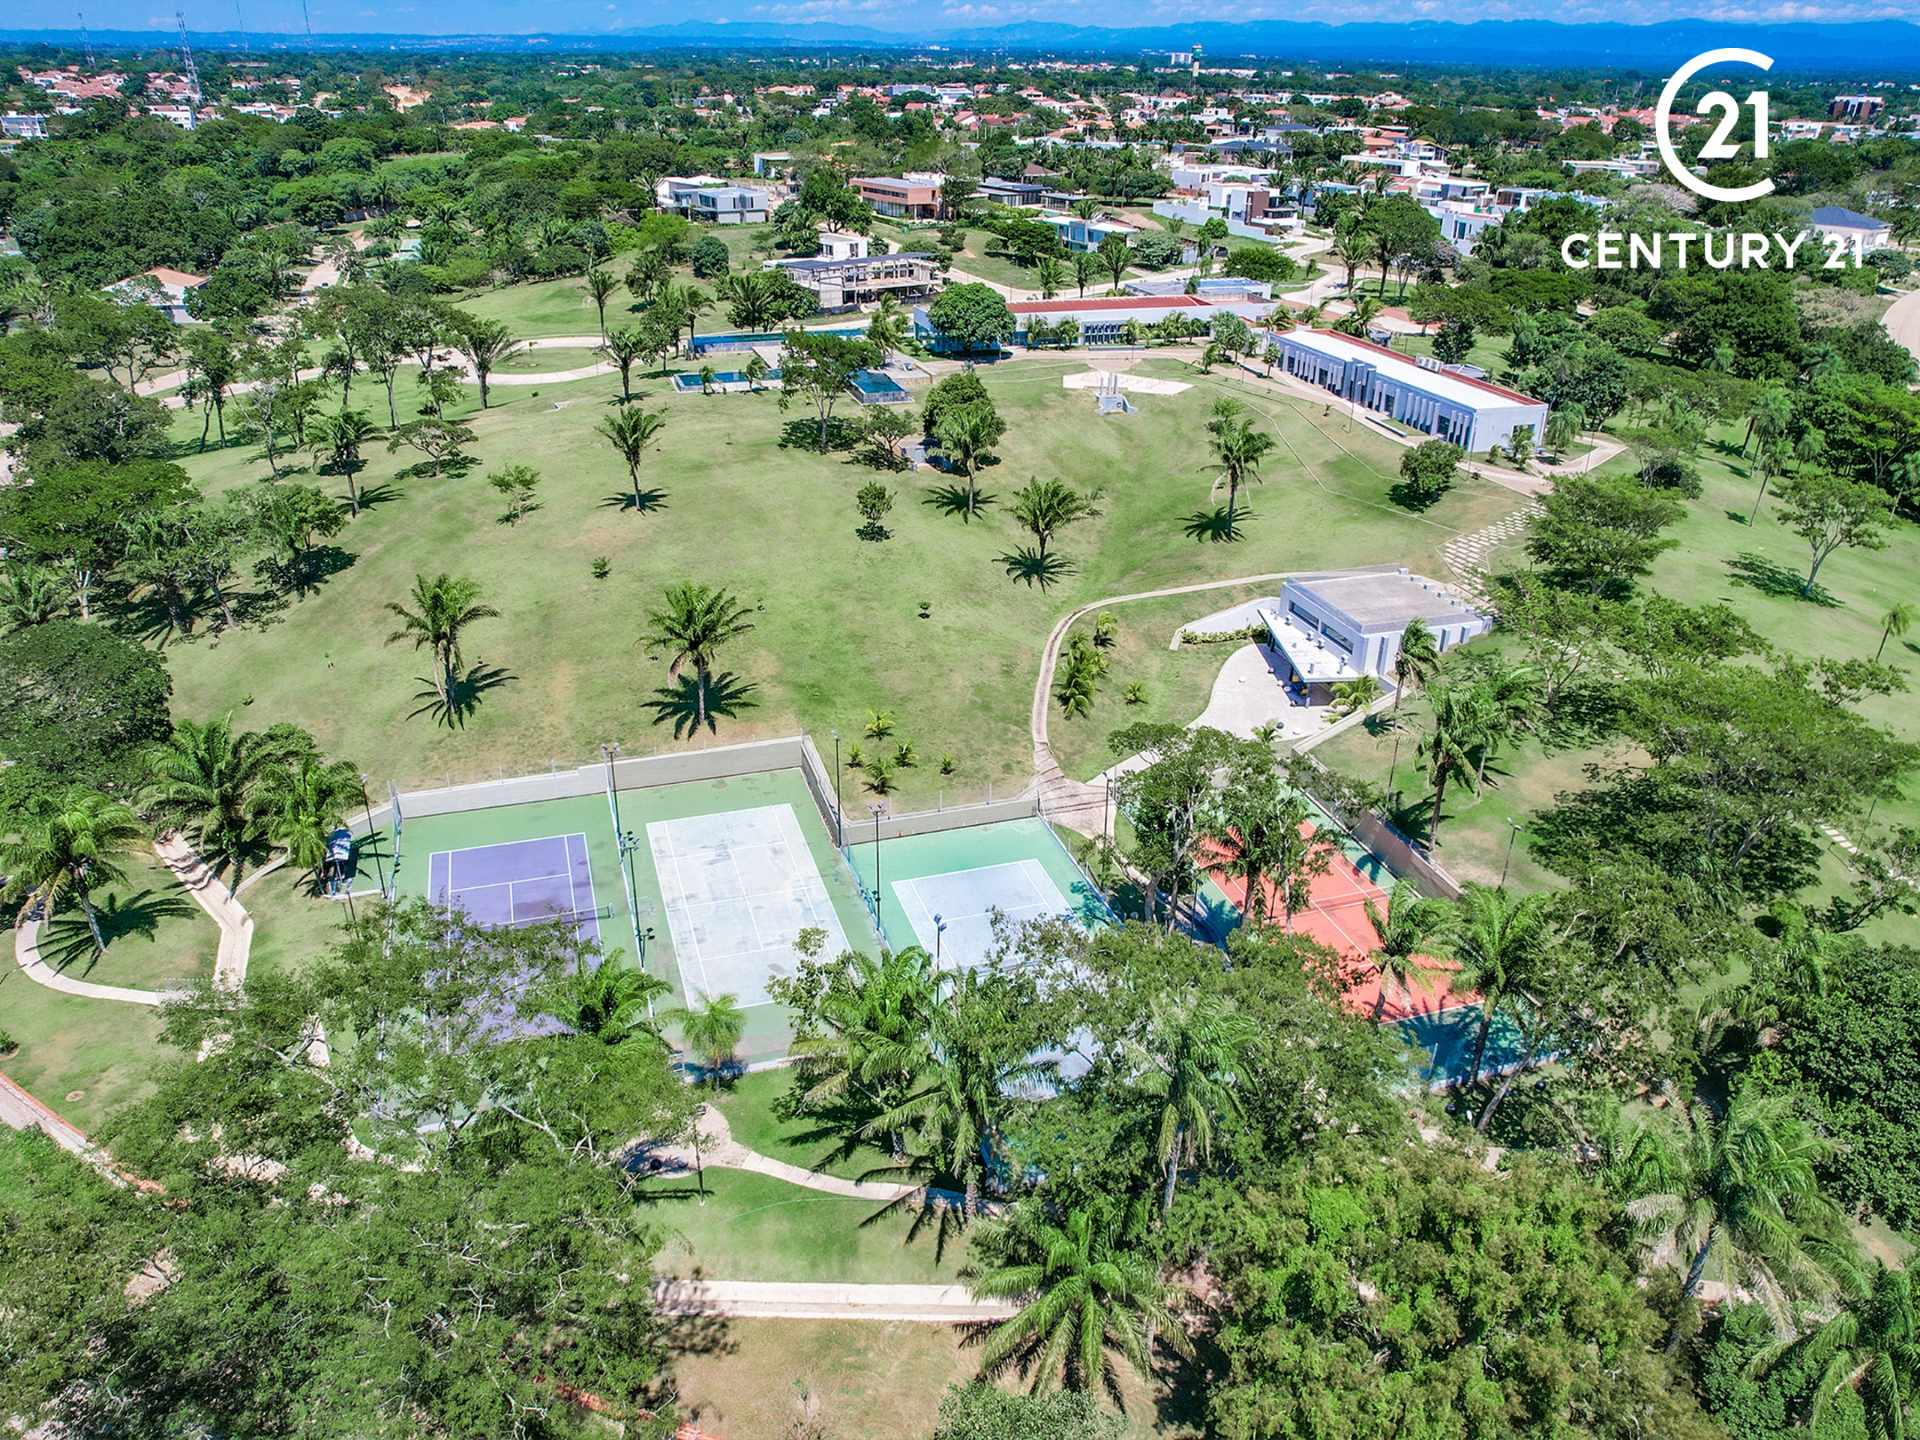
[[1271, 328, 1549, 455]]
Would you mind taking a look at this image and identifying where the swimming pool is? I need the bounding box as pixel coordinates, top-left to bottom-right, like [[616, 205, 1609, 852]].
[[672, 370, 777, 392], [849, 369, 908, 403]]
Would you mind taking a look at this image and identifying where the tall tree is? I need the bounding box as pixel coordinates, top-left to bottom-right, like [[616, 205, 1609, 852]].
[[643, 582, 756, 734], [305, 407, 378, 515], [383, 573, 500, 708], [451, 318, 517, 410], [1439, 882, 1552, 1083], [141, 716, 295, 890], [1128, 993, 1254, 1214], [0, 789, 145, 954], [594, 406, 667, 512], [1361, 878, 1448, 1020], [934, 401, 1006, 519], [1205, 399, 1275, 535], [258, 751, 366, 889]]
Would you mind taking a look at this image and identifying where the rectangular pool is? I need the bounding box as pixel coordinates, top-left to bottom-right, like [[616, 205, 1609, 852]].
[[849, 369, 908, 403]]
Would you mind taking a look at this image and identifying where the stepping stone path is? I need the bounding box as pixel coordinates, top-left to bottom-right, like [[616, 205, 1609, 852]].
[[1442, 503, 1542, 603]]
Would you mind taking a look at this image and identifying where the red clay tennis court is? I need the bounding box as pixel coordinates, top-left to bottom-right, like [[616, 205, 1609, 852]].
[[1200, 820, 1470, 1023]]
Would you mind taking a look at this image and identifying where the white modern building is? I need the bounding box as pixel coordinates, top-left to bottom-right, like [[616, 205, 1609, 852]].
[[1271, 328, 1549, 454], [1258, 567, 1489, 691]]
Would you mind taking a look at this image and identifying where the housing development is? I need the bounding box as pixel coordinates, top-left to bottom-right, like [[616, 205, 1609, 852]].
[[0, 14, 1918, 1440]]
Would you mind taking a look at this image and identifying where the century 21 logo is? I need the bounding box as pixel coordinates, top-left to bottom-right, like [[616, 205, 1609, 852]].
[[1655, 47, 1777, 203]]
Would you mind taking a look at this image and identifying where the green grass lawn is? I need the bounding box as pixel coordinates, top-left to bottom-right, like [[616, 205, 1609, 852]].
[[496, 345, 606, 374], [709, 1067, 901, 1184], [238, 866, 356, 982], [28, 852, 216, 992], [1314, 422, 1920, 894], [665, 1318, 1178, 1440], [158, 355, 1519, 813], [0, 960, 169, 1134], [1048, 585, 1281, 782], [641, 1167, 962, 1285]]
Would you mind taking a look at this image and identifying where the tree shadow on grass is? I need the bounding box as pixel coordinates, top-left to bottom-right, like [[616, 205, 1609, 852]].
[[39, 889, 199, 977], [260, 545, 355, 601], [924, 483, 995, 520], [600, 488, 669, 514], [1387, 481, 1445, 511], [641, 671, 760, 739], [777, 416, 860, 453], [1181, 506, 1241, 543], [407, 662, 516, 729], [1727, 551, 1839, 607], [351, 482, 403, 515], [999, 546, 1076, 589]]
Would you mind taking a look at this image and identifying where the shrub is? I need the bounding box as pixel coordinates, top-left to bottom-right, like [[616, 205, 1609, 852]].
[[689, 234, 731, 279]]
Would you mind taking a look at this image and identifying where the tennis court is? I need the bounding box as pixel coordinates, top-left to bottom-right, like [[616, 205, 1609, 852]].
[[648, 803, 850, 1008], [844, 816, 1112, 971], [428, 833, 606, 944]]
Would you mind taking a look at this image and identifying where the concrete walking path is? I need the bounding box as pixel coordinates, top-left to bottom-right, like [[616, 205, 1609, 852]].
[[652, 1277, 1014, 1322], [640, 1105, 920, 1204], [1883, 287, 1920, 371]]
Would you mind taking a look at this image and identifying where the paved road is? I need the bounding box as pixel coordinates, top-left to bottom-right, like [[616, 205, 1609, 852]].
[[1884, 287, 1920, 370]]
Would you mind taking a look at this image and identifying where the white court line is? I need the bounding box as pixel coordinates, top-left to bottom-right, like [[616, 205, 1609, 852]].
[[654, 822, 714, 1000], [439, 831, 585, 891]]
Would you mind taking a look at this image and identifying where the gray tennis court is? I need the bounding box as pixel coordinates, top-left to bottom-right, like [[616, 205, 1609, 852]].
[[647, 803, 849, 1007], [894, 859, 1073, 971]]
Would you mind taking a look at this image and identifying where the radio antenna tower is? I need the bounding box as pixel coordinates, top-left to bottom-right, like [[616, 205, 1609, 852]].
[[175, 10, 202, 124], [300, 0, 314, 41], [78, 8, 97, 68], [233, 0, 250, 59]]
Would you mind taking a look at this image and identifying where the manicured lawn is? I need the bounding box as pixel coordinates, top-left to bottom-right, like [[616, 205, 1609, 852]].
[[0, 960, 169, 1134], [709, 1067, 899, 1184], [496, 345, 605, 374], [640, 1167, 962, 1285], [28, 852, 216, 992], [157, 355, 1519, 813], [238, 866, 356, 982], [1048, 584, 1282, 782], [665, 1318, 1179, 1440]]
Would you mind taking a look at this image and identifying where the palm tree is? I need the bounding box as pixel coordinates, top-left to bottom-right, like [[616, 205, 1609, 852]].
[[966, 1203, 1189, 1393], [866, 296, 909, 355], [862, 970, 1051, 1211], [1009, 478, 1100, 560], [384, 573, 500, 707], [789, 946, 944, 1149], [698, 362, 717, 395], [142, 716, 290, 890], [1129, 994, 1254, 1214], [1205, 399, 1276, 535], [626, 247, 671, 303], [1096, 233, 1131, 292], [1438, 882, 1552, 1083], [595, 406, 668, 511], [644, 582, 756, 733], [305, 407, 379, 514], [1071, 251, 1097, 298], [656, 281, 709, 355], [1753, 1259, 1917, 1440], [544, 957, 671, 1044], [669, 992, 747, 1079], [933, 402, 1001, 519], [1615, 1092, 1845, 1323], [742, 352, 770, 392], [1876, 601, 1915, 662], [584, 265, 619, 343], [1331, 214, 1367, 290], [0, 564, 65, 631], [258, 753, 366, 889], [1413, 679, 1477, 849], [1361, 878, 1448, 1020], [1, 790, 145, 955], [1033, 256, 1065, 300], [1543, 402, 1586, 459], [454, 320, 517, 409]]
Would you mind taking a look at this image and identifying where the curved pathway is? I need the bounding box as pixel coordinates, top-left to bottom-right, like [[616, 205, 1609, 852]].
[[11, 836, 259, 1005], [640, 1105, 918, 1203]]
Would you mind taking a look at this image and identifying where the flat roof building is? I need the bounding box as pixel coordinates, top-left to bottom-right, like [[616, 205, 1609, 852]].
[[1259, 567, 1489, 690], [853, 176, 941, 220], [1272, 328, 1549, 455], [770, 251, 939, 311]]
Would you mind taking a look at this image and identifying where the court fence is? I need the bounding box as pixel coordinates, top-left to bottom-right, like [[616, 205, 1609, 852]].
[[1289, 751, 1463, 901]]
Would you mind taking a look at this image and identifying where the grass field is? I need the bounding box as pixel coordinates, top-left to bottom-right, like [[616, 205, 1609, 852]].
[[496, 345, 606, 374], [158, 356, 1520, 813], [710, 1067, 898, 1183], [1312, 423, 1920, 895], [0, 961, 170, 1133], [642, 1166, 962, 1285], [664, 1318, 1178, 1440], [26, 852, 215, 992]]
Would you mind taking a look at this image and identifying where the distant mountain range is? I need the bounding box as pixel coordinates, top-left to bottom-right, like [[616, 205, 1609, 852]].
[[6, 17, 1920, 74]]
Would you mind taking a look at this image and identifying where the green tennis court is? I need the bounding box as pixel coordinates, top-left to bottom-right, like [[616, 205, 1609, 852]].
[[842, 816, 1113, 970]]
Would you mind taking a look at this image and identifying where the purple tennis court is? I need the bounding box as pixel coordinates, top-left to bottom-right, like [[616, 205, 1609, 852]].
[[427, 833, 607, 944]]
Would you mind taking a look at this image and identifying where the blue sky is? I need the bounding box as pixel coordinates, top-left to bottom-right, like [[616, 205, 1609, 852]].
[[35, 0, 1919, 35]]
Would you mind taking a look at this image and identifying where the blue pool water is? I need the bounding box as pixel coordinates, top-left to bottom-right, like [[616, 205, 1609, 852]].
[[850, 369, 907, 400], [673, 370, 776, 391]]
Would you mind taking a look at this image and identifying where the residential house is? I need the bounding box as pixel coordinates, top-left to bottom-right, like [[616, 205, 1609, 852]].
[[853, 175, 942, 220]]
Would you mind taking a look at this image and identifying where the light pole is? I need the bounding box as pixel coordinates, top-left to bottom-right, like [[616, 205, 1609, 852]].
[[871, 803, 886, 911], [359, 775, 389, 900], [1500, 819, 1522, 889], [934, 912, 946, 964], [1104, 773, 1113, 845], [831, 727, 844, 847]]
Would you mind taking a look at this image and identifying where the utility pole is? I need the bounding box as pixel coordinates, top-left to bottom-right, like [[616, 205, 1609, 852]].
[[175, 10, 202, 128]]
